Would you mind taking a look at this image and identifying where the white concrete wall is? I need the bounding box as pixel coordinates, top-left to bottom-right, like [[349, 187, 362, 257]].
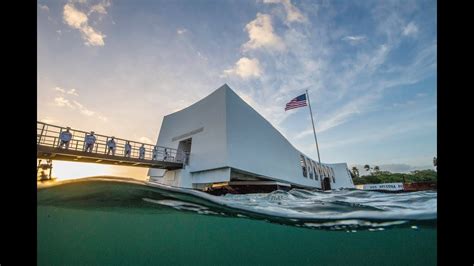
[[328, 163, 355, 189], [148, 86, 229, 183], [191, 168, 231, 184], [148, 85, 230, 188], [225, 87, 320, 188]]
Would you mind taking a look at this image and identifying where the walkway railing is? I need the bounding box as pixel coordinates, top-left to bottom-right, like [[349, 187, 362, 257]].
[[37, 121, 186, 164]]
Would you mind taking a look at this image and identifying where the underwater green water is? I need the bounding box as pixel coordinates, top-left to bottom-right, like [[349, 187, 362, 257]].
[[37, 178, 436, 266]]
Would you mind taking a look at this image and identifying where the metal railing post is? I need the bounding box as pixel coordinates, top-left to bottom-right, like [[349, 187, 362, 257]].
[[38, 123, 45, 144], [83, 133, 86, 151], [58, 128, 63, 148]]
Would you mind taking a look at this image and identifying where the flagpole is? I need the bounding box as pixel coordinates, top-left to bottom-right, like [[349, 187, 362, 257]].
[[306, 89, 321, 164]]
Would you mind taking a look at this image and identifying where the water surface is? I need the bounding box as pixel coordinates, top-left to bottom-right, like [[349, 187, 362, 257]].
[[38, 177, 437, 265]]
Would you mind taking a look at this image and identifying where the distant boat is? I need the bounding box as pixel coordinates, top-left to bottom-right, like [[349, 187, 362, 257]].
[[147, 84, 355, 193]]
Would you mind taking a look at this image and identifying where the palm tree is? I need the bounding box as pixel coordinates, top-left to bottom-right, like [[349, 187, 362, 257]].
[[351, 166, 359, 178], [374, 166, 380, 172], [364, 164, 370, 172]]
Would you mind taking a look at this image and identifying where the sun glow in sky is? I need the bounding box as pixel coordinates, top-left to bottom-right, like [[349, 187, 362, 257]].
[[38, 0, 436, 177]]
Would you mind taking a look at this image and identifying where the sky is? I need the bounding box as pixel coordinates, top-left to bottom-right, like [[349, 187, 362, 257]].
[[37, 0, 437, 179]]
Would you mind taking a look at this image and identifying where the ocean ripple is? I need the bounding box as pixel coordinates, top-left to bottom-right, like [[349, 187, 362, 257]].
[[38, 177, 437, 231]]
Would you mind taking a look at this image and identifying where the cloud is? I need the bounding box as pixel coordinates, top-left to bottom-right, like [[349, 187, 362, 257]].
[[392, 99, 416, 108], [402, 22, 418, 37], [97, 115, 108, 122], [63, 2, 107, 46], [263, 0, 307, 24], [242, 13, 285, 52], [54, 87, 66, 93], [54, 86, 79, 96], [139, 137, 154, 144], [342, 35, 367, 45], [54, 96, 74, 108], [72, 100, 95, 116], [223, 57, 263, 79], [177, 28, 188, 35], [39, 117, 57, 124], [308, 42, 434, 135], [53, 95, 108, 122], [368, 44, 390, 70], [229, 2, 433, 148], [295, 94, 375, 139], [89, 0, 110, 15], [221, 9, 325, 133], [80, 25, 106, 46], [67, 88, 79, 96], [197, 51, 208, 61], [286, 8, 435, 142], [38, 4, 50, 12], [315, 103, 362, 133], [63, 4, 88, 28]]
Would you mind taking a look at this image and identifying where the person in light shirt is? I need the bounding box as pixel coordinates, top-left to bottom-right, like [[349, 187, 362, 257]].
[[152, 146, 159, 160], [124, 141, 132, 157], [107, 137, 116, 156], [139, 144, 146, 159], [84, 131, 96, 152], [58, 127, 72, 149]]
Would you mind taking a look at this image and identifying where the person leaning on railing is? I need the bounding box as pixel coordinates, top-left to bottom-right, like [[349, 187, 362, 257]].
[[107, 137, 116, 156], [124, 141, 132, 157], [139, 144, 145, 159], [84, 131, 96, 152], [152, 146, 158, 160], [58, 127, 72, 149]]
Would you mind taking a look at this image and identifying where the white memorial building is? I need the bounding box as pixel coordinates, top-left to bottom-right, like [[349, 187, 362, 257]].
[[148, 84, 355, 193]]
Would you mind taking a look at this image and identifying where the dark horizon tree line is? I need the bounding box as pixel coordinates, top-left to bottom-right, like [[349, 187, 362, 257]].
[[349, 161, 437, 185]]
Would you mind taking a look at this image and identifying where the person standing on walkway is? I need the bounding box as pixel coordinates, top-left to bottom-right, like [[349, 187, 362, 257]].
[[124, 141, 132, 157], [84, 131, 96, 152], [58, 127, 72, 149], [152, 146, 159, 160], [139, 144, 146, 159], [107, 137, 116, 156]]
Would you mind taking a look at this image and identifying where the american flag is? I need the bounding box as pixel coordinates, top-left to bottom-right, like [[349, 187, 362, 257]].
[[285, 93, 307, 111]]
